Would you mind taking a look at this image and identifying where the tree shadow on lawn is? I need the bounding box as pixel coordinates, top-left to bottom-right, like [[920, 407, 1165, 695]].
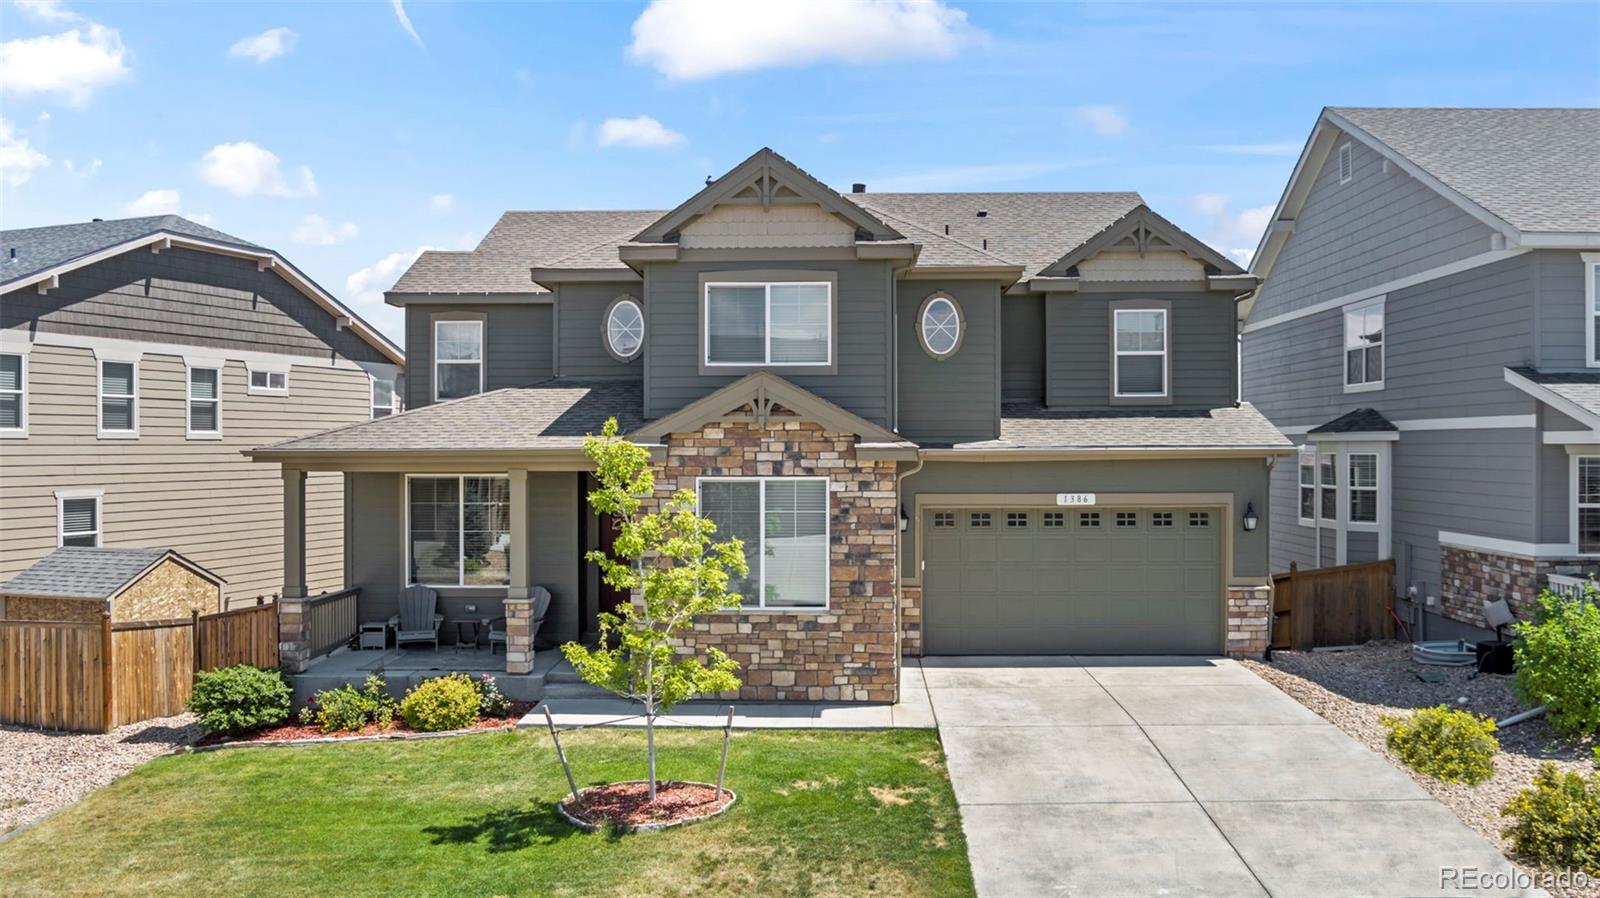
[[422, 802, 586, 853]]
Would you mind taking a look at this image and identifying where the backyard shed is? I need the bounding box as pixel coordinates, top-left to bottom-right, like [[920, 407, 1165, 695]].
[[0, 547, 223, 623]]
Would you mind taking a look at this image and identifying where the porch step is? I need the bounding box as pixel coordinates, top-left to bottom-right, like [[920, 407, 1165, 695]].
[[543, 659, 588, 684], [539, 680, 624, 701]]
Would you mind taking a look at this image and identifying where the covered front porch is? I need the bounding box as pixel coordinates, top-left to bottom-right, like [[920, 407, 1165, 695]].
[[286, 636, 567, 705]]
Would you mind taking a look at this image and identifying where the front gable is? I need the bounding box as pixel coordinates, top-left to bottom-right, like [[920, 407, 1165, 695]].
[[1037, 205, 1244, 284]]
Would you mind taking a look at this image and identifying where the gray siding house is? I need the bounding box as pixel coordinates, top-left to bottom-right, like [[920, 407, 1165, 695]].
[[1241, 107, 1600, 638], [0, 216, 404, 606], [254, 149, 1291, 702]]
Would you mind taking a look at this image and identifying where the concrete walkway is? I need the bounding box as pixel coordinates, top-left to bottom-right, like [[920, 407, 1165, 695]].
[[927, 656, 1542, 898]]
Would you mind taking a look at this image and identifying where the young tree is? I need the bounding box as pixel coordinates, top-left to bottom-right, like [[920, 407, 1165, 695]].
[[561, 418, 746, 801]]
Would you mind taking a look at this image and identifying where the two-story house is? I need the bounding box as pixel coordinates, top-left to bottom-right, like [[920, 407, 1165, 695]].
[[1241, 107, 1600, 639], [253, 148, 1291, 702], [0, 215, 404, 608]]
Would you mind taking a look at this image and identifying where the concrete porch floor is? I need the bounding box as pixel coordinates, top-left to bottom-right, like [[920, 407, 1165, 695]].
[[289, 645, 563, 705]]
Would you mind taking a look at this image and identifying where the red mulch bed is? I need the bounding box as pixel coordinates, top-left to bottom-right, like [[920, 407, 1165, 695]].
[[199, 702, 533, 745], [562, 781, 734, 828]]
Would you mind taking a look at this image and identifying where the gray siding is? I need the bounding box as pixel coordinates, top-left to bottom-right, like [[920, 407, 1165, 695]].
[[1046, 291, 1238, 409], [1347, 530, 1379, 563], [1245, 252, 1540, 428], [404, 303, 553, 409], [642, 259, 894, 425], [1, 246, 390, 364], [897, 281, 999, 445], [1533, 250, 1594, 369], [1249, 134, 1496, 319], [901, 457, 1270, 579], [556, 284, 643, 380], [1267, 451, 1320, 572], [1001, 294, 1045, 402]]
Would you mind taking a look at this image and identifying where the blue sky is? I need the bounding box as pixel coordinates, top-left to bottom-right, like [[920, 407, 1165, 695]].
[[2, 0, 1596, 340]]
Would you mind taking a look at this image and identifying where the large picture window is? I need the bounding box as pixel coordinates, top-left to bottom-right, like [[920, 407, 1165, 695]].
[[698, 477, 829, 609], [434, 320, 484, 401], [407, 476, 511, 587], [705, 282, 830, 366], [1578, 457, 1600, 554], [1344, 298, 1384, 390], [1349, 453, 1379, 524], [1113, 308, 1167, 398]]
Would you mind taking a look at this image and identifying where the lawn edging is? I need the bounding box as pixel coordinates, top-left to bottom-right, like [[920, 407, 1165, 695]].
[[184, 723, 518, 753]]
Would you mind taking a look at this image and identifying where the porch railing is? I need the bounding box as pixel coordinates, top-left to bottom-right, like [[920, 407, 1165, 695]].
[[1547, 573, 1596, 603], [304, 588, 360, 658]]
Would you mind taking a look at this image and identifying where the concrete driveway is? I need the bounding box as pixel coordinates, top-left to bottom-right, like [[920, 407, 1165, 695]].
[[925, 656, 1541, 898]]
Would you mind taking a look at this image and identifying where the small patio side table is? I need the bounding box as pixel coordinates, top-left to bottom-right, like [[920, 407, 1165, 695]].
[[454, 619, 482, 652], [359, 620, 389, 651]]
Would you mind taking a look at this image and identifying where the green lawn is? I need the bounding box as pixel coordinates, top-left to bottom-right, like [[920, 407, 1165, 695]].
[[0, 728, 974, 898]]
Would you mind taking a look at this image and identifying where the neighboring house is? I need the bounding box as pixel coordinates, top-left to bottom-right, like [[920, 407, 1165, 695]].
[[0, 216, 404, 607], [0, 546, 223, 623], [252, 148, 1290, 702], [1241, 107, 1600, 639]]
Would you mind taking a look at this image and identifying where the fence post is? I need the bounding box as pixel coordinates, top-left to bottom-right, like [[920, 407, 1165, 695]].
[[191, 609, 202, 680], [100, 611, 114, 734]]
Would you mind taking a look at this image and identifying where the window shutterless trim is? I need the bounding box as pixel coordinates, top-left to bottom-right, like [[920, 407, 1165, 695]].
[[432, 319, 485, 402], [702, 279, 834, 369], [916, 291, 965, 360], [1572, 455, 1600, 556], [55, 488, 104, 548], [602, 294, 645, 363], [185, 363, 223, 440], [1584, 255, 1600, 369], [1110, 303, 1171, 403], [403, 473, 513, 589], [0, 350, 26, 437], [370, 375, 397, 419], [96, 358, 138, 439], [1342, 295, 1385, 393], [1347, 451, 1379, 525], [1297, 448, 1317, 528], [246, 366, 289, 395], [695, 475, 831, 611]]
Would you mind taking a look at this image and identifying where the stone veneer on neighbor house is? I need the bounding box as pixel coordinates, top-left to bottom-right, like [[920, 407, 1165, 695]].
[[1441, 545, 1597, 628], [652, 420, 901, 703]]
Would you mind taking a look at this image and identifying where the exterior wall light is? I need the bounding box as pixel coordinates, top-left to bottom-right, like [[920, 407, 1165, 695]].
[[899, 504, 909, 532], [1243, 502, 1259, 532]]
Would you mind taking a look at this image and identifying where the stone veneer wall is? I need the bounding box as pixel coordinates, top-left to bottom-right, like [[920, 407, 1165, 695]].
[[1441, 545, 1595, 627], [653, 421, 900, 703], [1225, 585, 1272, 658], [900, 586, 922, 657]]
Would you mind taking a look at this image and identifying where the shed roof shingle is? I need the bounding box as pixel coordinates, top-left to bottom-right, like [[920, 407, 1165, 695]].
[[1309, 407, 1398, 434], [0, 215, 256, 287], [1332, 107, 1600, 234], [1508, 367, 1600, 420], [949, 402, 1292, 451], [0, 547, 213, 600]]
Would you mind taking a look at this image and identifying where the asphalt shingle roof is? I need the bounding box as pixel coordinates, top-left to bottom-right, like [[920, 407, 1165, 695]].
[[949, 402, 1292, 451], [1309, 408, 1398, 434], [0, 547, 202, 600], [1509, 367, 1600, 418], [0, 215, 256, 287], [391, 211, 663, 294], [256, 379, 644, 453], [1332, 107, 1600, 234]]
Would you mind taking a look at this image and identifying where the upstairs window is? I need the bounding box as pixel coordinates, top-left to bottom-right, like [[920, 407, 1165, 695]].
[[918, 294, 963, 359], [1113, 308, 1168, 398], [98, 360, 137, 435], [371, 378, 397, 419], [248, 369, 288, 394], [187, 367, 221, 436], [1344, 299, 1384, 390], [1349, 453, 1379, 524], [0, 352, 23, 433], [434, 320, 484, 401], [705, 282, 830, 366], [604, 297, 645, 362], [1587, 258, 1599, 367]]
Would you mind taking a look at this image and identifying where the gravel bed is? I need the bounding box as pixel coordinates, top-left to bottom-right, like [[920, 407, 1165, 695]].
[[1242, 643, 1597, 898], [0, 713, 200, 835]]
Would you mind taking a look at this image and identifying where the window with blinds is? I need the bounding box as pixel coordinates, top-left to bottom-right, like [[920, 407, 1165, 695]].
[[188, 367, 220, 435], [99, 361, 136, 433], [705, 282, 830, 366], [698, 477, 828, 609], [1114, 309, 1167, 397], [0, 353, 22, 431], [59, 495, 100, 547]]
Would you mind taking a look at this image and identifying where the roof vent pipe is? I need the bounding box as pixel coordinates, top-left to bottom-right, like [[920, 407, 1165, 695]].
[[976, 209, 988, 218], [944, 224, 949, 235], [851, 183, 866, 193]]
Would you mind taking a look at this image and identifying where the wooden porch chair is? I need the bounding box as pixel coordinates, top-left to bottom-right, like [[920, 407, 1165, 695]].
[[488, 586, 551, 654], [390, 584, 444, 651]]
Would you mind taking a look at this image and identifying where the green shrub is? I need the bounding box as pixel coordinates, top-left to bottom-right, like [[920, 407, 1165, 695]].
[[300, 674, 396, 733], [187, 665, 292, 736], [399, 673, 481, 732], [1514, 590, 1600, 736], [1501, 763, 1600, 874], [473, 674, 511, 718], [1380, 705, 1499, 784]]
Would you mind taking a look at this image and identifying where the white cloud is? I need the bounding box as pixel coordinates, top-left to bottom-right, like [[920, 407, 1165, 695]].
[[596, 115, 686, 149], [63, 157, 101, 178], [1202, 142, 1302, 157], [293, 214, 359, 245], [428, 193, 454, 214], [1190, 192, 1229, 216], [1194, 197, 1275, 267], [1074, 104, 1128, 138], [229, 27, 298, 63], [345, 244, 437, 339], [13, 0, 80, 23], [0, 21, 130, 105], [125, 188, 181, 215], [0, 116, 48, 186], [391, 0, 424, 48], [199, 141, 317, 198], [628, 0, 982, 81]]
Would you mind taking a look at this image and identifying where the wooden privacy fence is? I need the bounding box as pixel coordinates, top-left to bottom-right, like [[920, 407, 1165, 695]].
[[0, 599, 280, 733], [1271, 559, 1396, 650]]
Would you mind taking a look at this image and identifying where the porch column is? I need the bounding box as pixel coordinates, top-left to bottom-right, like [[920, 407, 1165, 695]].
[[507, 469, 530, 601], [281, 467, 308, 599]]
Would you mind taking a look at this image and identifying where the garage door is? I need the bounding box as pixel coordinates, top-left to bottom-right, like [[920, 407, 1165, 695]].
[[922, 506, 1222, 655]]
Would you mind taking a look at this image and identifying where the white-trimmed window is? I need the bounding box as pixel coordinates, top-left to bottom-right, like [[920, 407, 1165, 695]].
[[1338, 142, 1354, 184], [187, 366, 221, 436], [1585, 257, 1599, 368], [248, 368, 288, 394], [1349, 453, 1378, 524], [705, 282, 831, 366], [434, 320, 484, 400], [371, 378, 397, 419], [57, 491, 102, 547], [1319, 451, 1338, 521], [1577, 456, 1600, 554], [1113, 308, 1168, 397], [407, 475, 511, 587], [1344, 298, 1384, 390], [98, 360, 137, 435], [0, 352, 23, 433], [1298, 450, 1317, 526], [697, 477, 829, 610], [604, 297, 645, 362], [918, 293, 963, 359]]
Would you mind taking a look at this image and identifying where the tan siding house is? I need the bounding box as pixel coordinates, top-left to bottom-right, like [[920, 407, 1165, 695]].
[[1, 216, 402, 608]]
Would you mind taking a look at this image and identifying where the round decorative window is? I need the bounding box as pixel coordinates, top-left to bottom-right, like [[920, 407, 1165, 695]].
[[604, 297, 644, 361], [918, 294, 963, 359]]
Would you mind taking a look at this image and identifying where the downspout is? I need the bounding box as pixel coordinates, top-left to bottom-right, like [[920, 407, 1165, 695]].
[[895, 453, 926, 589]]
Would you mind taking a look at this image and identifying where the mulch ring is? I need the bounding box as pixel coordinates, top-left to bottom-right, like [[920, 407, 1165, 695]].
[[196, 702, 533, 746], [558, 780, 736, 832]]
